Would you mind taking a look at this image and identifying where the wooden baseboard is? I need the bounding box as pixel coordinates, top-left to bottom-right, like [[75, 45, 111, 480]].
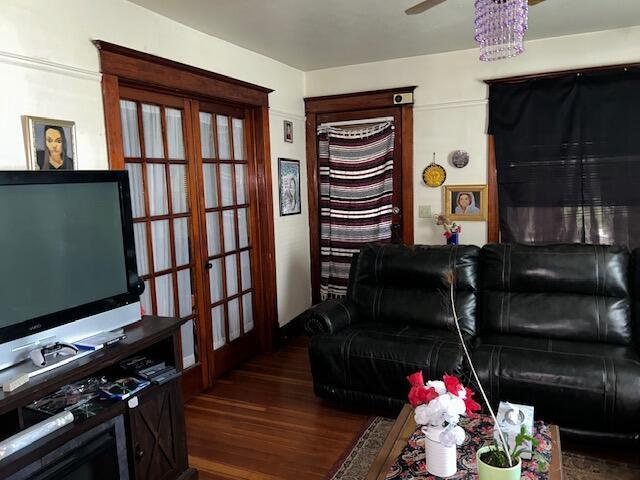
[[276, 312, 307, 349]]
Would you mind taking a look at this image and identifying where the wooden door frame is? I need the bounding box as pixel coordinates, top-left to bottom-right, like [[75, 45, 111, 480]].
[[95, 41, 278, 398], [304, 87, 416, 304]]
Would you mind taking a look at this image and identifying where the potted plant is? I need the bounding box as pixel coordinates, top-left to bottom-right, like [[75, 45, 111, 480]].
[[476, 425, 537, 479], [439, 270, 526, 477]]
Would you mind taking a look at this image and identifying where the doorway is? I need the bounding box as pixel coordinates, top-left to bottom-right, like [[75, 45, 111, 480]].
[[96, 41, 277, 398], [304, 88, 415, 303]]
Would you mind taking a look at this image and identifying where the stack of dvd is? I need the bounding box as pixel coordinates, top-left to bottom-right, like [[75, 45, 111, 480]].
[[119, 356, 180, 385]]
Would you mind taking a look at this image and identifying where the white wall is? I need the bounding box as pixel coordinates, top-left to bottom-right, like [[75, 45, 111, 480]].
[[305, 26, 640, 246], [0, 0, 311, 341]]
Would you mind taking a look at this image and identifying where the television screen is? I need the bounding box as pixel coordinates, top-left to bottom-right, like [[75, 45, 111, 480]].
[[0, 181, 129, 327], [0, 172, 139, 350]]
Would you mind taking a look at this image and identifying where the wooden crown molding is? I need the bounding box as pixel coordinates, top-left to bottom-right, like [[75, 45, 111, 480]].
[[93, 40, 273, 106], [304, 86, 417, 114], [484, 62, 640, 85]]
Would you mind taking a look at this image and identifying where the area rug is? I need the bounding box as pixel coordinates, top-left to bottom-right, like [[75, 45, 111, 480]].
[[330, 417, 640, 480], [329, 417, 395, 480]]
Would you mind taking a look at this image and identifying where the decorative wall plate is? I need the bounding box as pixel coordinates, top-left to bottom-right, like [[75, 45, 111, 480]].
[[451, 150, 469, 168], [423, 153, 447, 187]]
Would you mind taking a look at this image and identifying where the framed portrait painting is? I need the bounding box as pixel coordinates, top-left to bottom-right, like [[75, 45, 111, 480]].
[[23, 116, 77, 170], [278, 158, 301, 216], [444, 184, 488, 221]]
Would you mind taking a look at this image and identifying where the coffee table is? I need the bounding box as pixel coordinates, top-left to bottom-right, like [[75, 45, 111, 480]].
[[367, 404, 564, 479]]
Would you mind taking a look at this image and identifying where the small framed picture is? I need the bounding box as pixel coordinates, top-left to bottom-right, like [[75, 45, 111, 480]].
[[283, 120, 293, 143], [278, 158, 301, 216], [444, 184, 488, 221], [23, 116, 77, 170]]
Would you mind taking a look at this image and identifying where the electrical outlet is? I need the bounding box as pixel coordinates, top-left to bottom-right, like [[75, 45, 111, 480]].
[[418, 205, 432, 218]]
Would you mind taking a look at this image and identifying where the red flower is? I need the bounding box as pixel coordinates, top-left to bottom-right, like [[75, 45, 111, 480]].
[[406, 371, 424, 387], [443, 231, 452, 239], [443, 374, 463, 395], [463, 387, 481, 416], [408, 386, 438, 408]]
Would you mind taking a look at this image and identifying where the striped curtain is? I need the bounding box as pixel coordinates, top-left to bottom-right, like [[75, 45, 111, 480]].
[[318, 122, 395, 299]]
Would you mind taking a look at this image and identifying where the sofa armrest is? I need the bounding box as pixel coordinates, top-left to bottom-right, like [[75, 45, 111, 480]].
[[303, 299, 359, 336]]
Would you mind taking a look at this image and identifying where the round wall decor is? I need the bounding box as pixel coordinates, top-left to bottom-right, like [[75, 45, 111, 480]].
[[422, 153, 447, 187], [451, 150, 469, 168]]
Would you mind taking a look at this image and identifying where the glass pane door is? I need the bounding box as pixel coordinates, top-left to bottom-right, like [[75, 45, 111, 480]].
[[119, 95, 200, 371], [197, 103, 257, 377]]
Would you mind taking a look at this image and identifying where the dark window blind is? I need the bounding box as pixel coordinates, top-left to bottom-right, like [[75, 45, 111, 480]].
[[489, 68, 640, 248]]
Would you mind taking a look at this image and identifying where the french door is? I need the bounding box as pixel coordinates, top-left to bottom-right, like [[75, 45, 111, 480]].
[[118, 87, 259, 392], [193, 101, 259, 377]]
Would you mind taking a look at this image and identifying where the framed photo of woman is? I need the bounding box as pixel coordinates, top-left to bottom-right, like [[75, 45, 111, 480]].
[[444, 184, 488, 221], [23, 116, 77, 170], [278, 158, 301, 216]]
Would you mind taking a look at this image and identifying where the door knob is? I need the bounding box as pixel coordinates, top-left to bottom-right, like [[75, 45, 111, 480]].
[[135, 444, 144, 461], [392, 206, 401, 215], [205, 262, 212, 270]]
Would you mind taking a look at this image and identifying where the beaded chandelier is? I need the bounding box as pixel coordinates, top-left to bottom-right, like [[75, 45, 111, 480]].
[[474, 0, 529, 61]]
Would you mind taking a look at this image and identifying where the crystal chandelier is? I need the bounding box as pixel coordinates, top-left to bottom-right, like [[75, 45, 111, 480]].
[[474, 0, 529, 61]]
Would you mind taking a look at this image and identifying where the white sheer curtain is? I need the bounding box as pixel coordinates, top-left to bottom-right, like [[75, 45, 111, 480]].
[[146, 164, 167, 216], [200, 112, 214, 158], [209, 259, 224, 303], [142, 104, 164, 158], [212, 306, 225, 350], [165, 108, 185, 159], [180, 321, 196, 368], [173, 218, 189, 266], [133, 223, 148, 276], [177, 269, 193, 317], [219, 164, 233, 206], [170, 165, 188, 214], [232, 118, 244, 160], [216, 115, 231, 160], [125, 164, 145, 218], [203, 164, 218, 208], [243, 293, 253, 332], [228, 298, 240, 341], [151, 220, 170, 271], [120, 100, 141, 157], [155, 274, 174, 316]]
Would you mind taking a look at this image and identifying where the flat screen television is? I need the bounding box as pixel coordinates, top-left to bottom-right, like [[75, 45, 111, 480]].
[[0, 171, 141, 370]]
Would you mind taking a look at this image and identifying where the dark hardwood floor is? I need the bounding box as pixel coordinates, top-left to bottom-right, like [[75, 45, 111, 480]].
[[184, 337, 371, 480], [185, 336, 640, 480]]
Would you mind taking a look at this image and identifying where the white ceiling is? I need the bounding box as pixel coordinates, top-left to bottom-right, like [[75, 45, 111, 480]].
[[130, 0, 640, 71]]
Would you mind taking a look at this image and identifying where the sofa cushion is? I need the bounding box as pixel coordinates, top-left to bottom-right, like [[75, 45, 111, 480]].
[[350, 244, 480, 335], [480, 243, 632, 344], [309, 323, 464, 401], [473, 334, 640, 432]]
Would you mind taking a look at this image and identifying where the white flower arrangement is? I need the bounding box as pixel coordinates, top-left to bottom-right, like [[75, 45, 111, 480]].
[[407, 372, 480, 448]]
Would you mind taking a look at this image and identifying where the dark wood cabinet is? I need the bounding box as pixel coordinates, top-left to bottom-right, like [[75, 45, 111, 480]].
[[127, 379, 188, 480], [0, 316, 197, 480]]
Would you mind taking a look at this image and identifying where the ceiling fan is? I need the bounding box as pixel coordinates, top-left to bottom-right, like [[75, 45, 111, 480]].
[[405, 0, 546, 16]]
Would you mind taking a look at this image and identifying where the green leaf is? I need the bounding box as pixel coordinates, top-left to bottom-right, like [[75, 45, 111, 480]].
[[511, 448, 527, 460], [535, 460, 549, 473]]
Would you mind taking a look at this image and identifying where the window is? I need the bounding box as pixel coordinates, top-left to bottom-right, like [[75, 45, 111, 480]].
[[489, 67, 640, 247]]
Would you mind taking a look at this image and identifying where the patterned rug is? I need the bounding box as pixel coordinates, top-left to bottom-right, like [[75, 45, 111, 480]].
[[330, 417, 640, 480]]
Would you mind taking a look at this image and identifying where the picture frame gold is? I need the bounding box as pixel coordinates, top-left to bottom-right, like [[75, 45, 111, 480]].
[[444, 184, 488, 221], [22, 116, 78, 170]]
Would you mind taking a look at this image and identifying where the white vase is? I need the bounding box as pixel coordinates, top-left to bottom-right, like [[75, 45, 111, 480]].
[[423, 426, 458, 478]]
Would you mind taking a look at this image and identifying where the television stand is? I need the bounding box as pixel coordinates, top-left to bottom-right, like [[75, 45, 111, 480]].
[[0, 315, 197, 480]]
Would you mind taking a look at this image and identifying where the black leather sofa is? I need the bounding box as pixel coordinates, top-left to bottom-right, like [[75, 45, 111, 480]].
[[304, 243, 640, 441]]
